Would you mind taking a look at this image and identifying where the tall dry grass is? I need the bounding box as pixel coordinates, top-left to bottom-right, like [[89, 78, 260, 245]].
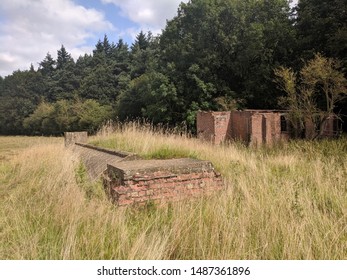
[[1, 124, 346, 260]]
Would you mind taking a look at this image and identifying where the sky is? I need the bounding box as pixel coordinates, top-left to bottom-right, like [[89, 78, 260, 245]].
[[0, 0, 298, 77]]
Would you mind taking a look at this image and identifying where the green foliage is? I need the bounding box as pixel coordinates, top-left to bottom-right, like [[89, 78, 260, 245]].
[[0, 97, 36, 135], [39, 47, 79, 102], [0, 69, 44, 134], [75, 99, 113, 133], [1, 0, 347, 135], [56, 45, 74, 70], [130, 31, 157, 79], [23, 99, 112, 135], [79, 64, 118, 103], [145, 145, 198, 160], [160, 0, 295, 126], [274, 53, 347, 138], [39, 53, 56, 77], [118, 71, 178, 123], [23, 102, 56, 135], [296, 0, 347, 66]]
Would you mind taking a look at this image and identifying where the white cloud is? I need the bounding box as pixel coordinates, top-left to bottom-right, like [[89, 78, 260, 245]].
[[0, 0, 298, 77], [290, 0, 298, 8], [102, 0, 296, 41], [102, 0, 188, 34], [0, 0, 114, 77]]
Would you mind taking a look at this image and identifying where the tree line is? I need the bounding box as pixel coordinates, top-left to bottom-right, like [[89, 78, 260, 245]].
[[0, 0, 346, 135]]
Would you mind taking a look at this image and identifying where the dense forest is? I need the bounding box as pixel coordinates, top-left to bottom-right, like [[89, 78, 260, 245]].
[[0, 0, 346, 135]]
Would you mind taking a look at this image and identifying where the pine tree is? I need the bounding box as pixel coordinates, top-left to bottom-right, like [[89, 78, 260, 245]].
[[103, 34, 111, 57], [57, 45, 74, 70], [39, 53, 56, 77], [131, 31, 151, 52]]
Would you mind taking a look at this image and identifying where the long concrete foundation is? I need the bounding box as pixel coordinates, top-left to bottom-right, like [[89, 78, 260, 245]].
[[66, 132, 224, 206]]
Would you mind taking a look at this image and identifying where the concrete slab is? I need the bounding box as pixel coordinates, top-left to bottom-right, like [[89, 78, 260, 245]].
[[72, 144, 125, 180], [107, 158, 215, 180]]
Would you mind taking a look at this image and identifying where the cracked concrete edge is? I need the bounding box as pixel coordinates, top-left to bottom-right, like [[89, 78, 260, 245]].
[[75, 142, 142, 160]]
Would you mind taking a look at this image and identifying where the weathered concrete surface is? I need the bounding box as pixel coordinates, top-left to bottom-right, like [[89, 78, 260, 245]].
[[64, 132, 88, 147], [75, 143, 140, 160], [107, 158, 216, 180], [72, 144, 126, 180]]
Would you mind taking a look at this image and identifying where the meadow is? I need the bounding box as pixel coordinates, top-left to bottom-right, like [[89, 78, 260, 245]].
[[1, 123, 346, 259]]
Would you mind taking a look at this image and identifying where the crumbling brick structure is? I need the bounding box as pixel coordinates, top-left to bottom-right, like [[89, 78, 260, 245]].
[[196, 111, 232, 144], [104, 158, 223, 206], [197, 110, 339, 145], [304, 115, 339, 139], [197, 110, 289, 145]]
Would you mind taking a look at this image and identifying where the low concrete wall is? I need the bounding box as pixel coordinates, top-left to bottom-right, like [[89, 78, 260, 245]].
[[66, 131, 224, 206], [75, 142, 141, 161], [104, 158, 224, 206], [64, 131, 88, 147]]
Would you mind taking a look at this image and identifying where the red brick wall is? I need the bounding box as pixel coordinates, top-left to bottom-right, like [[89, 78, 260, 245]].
[[197, 110, 294, 146], [197, 110, 338, 146], [213, 112, 231, 144], [230, 111, 252, 142], [250, 113, 286, 146], [263, 113, 282, 145], [197, 112, 215, 143], [305, 115, 337, 139], [250, 114, 264, 146], [105, 169, 224, 206], [197, 111, 231, 144]]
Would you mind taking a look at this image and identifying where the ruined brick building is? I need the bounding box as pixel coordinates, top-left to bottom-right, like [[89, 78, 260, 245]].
[[197, 110, 339, 145]]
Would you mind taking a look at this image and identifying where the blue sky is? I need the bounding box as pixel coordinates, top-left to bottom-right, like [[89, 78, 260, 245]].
[[0, 0, 297, 77], [73, 0, 137, 44], [0, 0, 186, 77]]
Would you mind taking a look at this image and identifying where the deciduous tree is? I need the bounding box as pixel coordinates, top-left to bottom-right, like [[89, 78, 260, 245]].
[[275, 53, 347, 138]]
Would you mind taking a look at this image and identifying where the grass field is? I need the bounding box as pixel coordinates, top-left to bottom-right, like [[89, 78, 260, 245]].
[[1, 124, 346, 259]]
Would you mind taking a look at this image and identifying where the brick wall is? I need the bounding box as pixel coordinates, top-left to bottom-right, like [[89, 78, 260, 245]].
[[197, 110, 295, 146], [197, 112, 215, 143], [322, 116, 335, 137], [250, 114, 264, 146], [197, 111, 231, 144], [104, 158, 223, 206], [305, 115, 338, 139], [249, 112, 286, 146], [231, 111, 252, 142], [213, 112, 232, 144], [261, 113, 282, 145]]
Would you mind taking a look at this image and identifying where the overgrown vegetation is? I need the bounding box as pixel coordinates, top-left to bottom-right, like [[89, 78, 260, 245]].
[[1, 124, 346, 259], [274, 53, 347, 139], [1, 0, 346, 260]]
